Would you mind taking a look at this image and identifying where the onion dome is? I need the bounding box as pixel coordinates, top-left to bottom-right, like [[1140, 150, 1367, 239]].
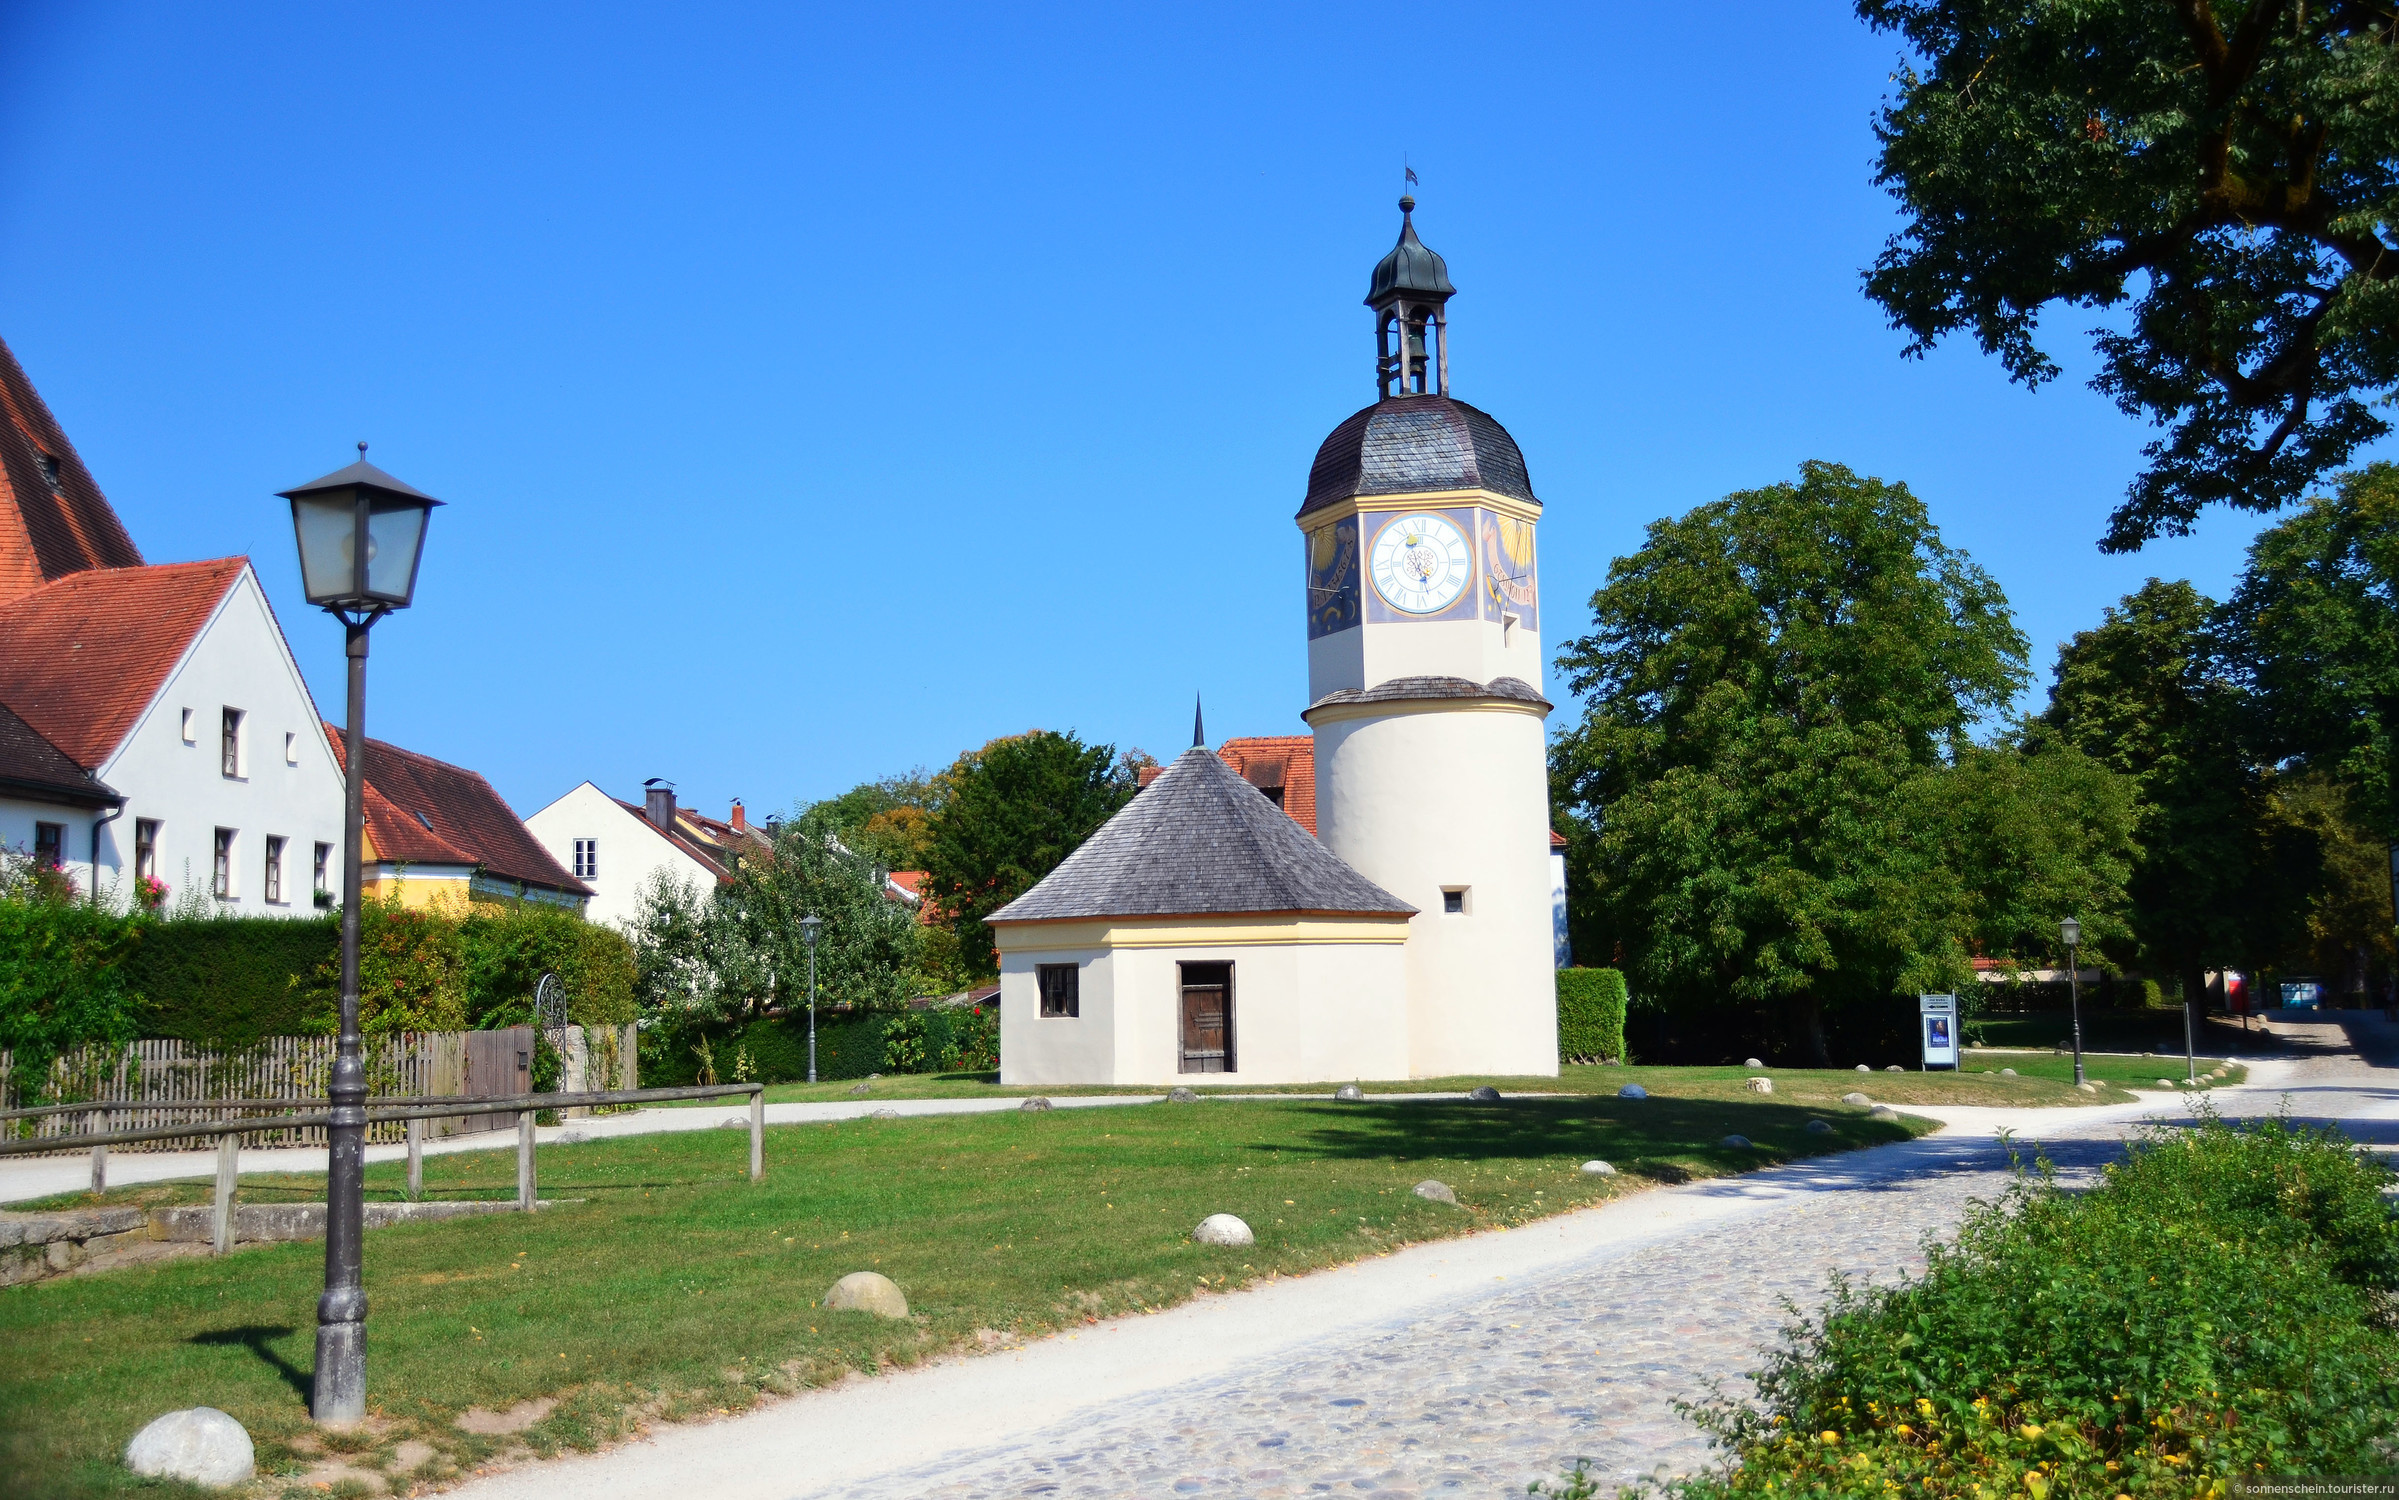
[[1367, 195, 1456, 307]]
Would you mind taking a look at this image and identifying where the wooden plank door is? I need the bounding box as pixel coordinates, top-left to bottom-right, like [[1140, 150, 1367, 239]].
[[1178, 963, 1234, 1074], [462, 1026, 534, 1134]]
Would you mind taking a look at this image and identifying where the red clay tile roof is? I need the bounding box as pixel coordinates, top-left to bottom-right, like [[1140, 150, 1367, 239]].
[[0, 558, 246, 768], [0, 697, 119, 808], [1551, 829, 1568, 850], [1216, 735, 1317, 835], [326, 725, 590, 895], [612, 798, 734, 881], [0, 336, 143, 606]]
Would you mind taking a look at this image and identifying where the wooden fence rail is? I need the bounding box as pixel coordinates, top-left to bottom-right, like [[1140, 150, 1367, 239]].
[[0, 1027, 638, 1150]]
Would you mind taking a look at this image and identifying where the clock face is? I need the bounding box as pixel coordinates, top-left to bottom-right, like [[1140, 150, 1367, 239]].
[[1369, 512, 1471, 614]]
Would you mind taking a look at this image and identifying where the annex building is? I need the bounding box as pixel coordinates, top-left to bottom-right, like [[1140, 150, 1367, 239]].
[[990, 199, 1560, 1085]]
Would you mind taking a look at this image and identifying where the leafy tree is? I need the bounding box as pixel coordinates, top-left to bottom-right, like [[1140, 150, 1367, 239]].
[[2263, 769, 2395, 994], [2218, 463, 2399, 831], [812, 770, 939, 871], [717, 806, 925, 1013], [1940, 737, 2139, 969], [1858, 0, 2399, 549], [302, 894, 467, 1033], [457, 901, 637, 1029], [2033, 578, 2315, 998], [920, 730, 1138, 980], [1551, 462, 2028, 1061]]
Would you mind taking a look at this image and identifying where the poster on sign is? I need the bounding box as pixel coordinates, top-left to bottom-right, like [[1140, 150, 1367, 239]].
[[1919, 993, 1960, 1069]]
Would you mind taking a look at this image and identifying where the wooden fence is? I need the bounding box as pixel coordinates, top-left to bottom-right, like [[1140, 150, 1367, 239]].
[[0, 1026, 638, 1150]]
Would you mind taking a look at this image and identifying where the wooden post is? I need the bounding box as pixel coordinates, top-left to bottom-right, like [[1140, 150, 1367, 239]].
[[749, 1088, 764, 1183], [517, 1112, 535, 1212], [405, 1117, 424, 1201], [212, 1132, 238, 1256], [88, 1109, 105, 1195]]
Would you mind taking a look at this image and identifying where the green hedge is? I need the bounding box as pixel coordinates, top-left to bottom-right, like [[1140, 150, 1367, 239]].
[[641, 1013, 893, 1087], [1556, 967, 1628, 1062], [122, 915, 338, 1047]]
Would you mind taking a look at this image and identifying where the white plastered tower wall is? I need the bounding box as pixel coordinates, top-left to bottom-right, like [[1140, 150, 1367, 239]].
[[1310, 698, 1556, 1076]]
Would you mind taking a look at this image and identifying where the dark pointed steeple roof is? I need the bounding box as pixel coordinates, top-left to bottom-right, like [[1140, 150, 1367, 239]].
[[0, 335, 143, 606], [988, 746, 1414, 923], [1367, 196, 1455, 307]]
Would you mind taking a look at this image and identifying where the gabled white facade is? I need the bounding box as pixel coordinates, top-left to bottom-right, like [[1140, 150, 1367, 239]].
[[12, 566, 350, 913], [524, 782, 721, 930]]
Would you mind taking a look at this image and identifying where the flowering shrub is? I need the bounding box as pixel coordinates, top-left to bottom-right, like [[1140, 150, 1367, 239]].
[[1580, 1111, 2399, 1497]]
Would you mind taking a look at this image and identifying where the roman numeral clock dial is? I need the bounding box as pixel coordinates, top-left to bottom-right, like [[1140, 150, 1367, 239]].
[[1368, 512, 1470, 614]]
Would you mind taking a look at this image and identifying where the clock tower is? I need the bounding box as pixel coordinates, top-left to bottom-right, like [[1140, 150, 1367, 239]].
[[1299, 197, 1558, 1078]]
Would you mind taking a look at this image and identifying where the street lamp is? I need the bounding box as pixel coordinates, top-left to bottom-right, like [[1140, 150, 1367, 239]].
[[280, 446, 441, 1425], [2060, 917, 2086, 1088], [799, 913, 822, 1084]]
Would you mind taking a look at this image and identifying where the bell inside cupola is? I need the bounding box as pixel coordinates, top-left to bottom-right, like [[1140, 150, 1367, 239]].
[[1366, 194, 1457, 398]]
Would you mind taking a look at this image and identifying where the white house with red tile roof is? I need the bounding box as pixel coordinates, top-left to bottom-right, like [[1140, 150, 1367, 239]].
[[0, 557, 348, 912], [523, 780, 754, 930]]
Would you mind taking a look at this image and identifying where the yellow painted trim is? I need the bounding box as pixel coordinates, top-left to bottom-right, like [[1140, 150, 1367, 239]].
[[1296, 489, 1543, 530], [991, 913, 1413, 954], [1303, 694, 1551, 727]]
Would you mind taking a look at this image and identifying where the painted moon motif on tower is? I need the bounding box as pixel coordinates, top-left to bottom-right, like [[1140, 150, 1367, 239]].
[[1368, 512, 1471, 614]]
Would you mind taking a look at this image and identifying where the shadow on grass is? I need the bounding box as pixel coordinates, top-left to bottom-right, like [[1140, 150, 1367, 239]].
[[1262, 1096, 1904, 1170], [189, 1324, 310, 1404]]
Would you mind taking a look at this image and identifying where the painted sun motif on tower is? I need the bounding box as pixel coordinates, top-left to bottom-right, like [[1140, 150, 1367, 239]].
[[1480, 512, 1538, 630]]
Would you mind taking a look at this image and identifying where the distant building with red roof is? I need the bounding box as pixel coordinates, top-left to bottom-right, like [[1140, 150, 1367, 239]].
[[326, 728, 589, 910]]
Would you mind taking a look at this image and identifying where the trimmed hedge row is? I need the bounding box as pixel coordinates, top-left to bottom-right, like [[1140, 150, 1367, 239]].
[[641, 1013, 891, 1087], [126, 916, 337, 1046], [1556, 967, 1628, 1062]]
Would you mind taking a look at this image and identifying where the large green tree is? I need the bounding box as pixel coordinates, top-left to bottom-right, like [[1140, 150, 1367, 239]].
[[920, 730, 1137, 980], [2218, 463, 2399, 830], [1552, 462, 2029, 1061], [1859, 0, 2399, 550], [2033, 578, 2316, 997]]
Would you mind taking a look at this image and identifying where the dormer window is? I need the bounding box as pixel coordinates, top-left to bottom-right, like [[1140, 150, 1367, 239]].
[[34, 452, 60, 491]]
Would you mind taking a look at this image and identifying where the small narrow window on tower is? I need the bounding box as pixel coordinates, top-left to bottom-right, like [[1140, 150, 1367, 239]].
[[1442, 887, 1468, 915]]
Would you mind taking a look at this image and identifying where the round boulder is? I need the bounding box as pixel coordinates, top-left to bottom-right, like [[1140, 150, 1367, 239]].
[[124, 1408, 254, 1488], [1018, 1096, 1054, 1112], [1192, 1213, 1254, 1246], [1743, 1057, 1765, 1069], [1335, 1083, 1366, 1101], [1804, 1119, 1834, 1135], [1868, 1104, 1901, 1122], [1466, 1085, 1502, 1102], [2156, 1078, 2175, 1088], [1720, 1134, 1753, 1149], [1886, 1065, 1906, 1072], [1840, 1092, 1872, 1106], [1412, 1179, 1457, 1204], [847, 1083, 872, 1096], [1579, 1160, 1617, 1176], [1167, 1087, 1201, 1104], [1855, 1064, 1871, 1073], [868, 1108, 902, 1120], [1744, 1076, 1773, 1094], [1999, 1068, 2017, 1076], [823, 1271, 909, 1319], [2076, 1081, 2100, 1093], [1617, 1083, 1648, 1100]]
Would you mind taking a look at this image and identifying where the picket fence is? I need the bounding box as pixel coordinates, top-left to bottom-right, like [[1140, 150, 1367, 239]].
[[0, 1025, 638, 1150]]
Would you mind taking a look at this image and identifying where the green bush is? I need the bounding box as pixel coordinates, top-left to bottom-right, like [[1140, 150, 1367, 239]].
[[1556, 968, 1628, 1062], [124, 915, 337, 1044], [1628, 1112, 2399, 1496], [0, 897, 143, 1102], [457, 902, 638, 1030], [882, 1005, 999, 1074], [641, 1012, 889, 1086]]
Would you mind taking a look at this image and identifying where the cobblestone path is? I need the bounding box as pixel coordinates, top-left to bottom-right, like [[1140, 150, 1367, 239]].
[[829, 1135, 2117, 1500]]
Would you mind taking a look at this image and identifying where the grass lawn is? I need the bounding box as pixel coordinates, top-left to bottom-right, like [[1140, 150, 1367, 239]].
[[3, 1092, 1923, 1500], [1959, 1048, 2247, 1089], [708, 1059, 2154, 1109]]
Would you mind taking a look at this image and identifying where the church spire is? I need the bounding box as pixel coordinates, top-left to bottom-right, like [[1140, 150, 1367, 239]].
[[1366, 195, 1456, 399]]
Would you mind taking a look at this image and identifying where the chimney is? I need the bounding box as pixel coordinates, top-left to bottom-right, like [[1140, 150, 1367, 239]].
[[643, 778, 676, 832], [730, 799, 746, 833]]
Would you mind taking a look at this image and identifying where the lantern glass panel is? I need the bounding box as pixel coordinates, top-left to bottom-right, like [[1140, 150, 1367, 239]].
[[365, 500, 428, 603], [2060, 918, 2081, 949], [291, 493, 364, 605]]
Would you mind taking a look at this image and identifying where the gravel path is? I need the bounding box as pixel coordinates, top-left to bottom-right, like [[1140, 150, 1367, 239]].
[[419, 1014, 2399, 1500]]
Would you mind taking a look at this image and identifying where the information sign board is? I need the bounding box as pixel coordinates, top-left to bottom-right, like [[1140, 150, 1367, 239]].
[[1918, 993, 1959, 1069]]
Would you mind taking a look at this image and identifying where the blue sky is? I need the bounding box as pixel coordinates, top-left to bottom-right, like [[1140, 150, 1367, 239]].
[[1, 4, 2358, 825]]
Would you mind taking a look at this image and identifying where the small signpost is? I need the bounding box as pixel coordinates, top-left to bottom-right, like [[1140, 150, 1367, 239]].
[[1919, 993, 1959, 1071]]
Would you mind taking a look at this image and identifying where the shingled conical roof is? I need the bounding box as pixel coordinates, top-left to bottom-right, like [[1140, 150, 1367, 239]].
[[989, 746, 1414, 923]]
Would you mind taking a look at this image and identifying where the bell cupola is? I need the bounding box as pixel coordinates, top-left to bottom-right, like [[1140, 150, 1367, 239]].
[[1367, 196, 1456, 398]]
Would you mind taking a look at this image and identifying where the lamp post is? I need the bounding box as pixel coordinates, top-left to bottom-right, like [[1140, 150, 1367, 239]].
[[799, 913, 822, 1083], [281, 448, 440, 1424], [2060, 917, 2087, 1088]]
